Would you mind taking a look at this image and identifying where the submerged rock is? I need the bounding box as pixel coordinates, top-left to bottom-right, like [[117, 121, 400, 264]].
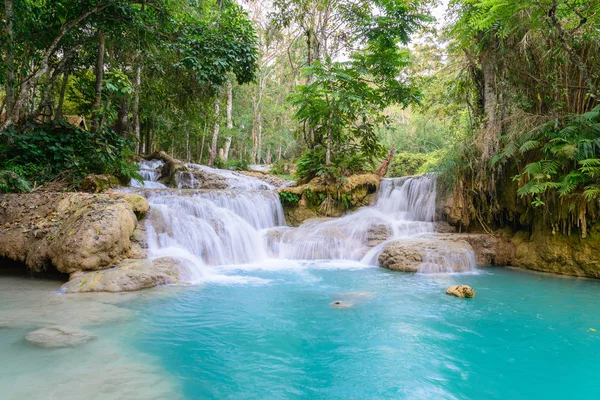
[[26, 326, 95, 348], [61, 257, 185, 293], [330, 300, 353, 309], [446, 285, 475, 298]]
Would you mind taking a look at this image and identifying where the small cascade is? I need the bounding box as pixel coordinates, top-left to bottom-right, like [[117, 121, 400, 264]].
[[182, 163, 275, 190], [131, 160, 167, 189], [267, 175, 438, 261], [419, 245, 477, 274]]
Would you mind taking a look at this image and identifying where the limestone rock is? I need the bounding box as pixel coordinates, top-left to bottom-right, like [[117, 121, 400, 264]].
[[118, 193, 150, 219], [61, 257, 185, 293], [48, 201, 137, 273], [421, 233, 515, 267], [80, 174, 120, 193], [366, 223, 392, 247], [241, 171, 294, 189], [446, 285, 475, 298], [26, 326, 95, 348], [378, 238, 475, 272], [0, 193, 143, 274]]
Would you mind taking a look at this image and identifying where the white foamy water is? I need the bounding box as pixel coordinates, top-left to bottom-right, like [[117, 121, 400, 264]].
[[183, 163, 275, 190], [131, 159, 167, 189], [129, 160, 475, 277]]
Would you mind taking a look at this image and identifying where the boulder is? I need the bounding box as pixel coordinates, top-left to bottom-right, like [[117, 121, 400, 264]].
[[420, 233, 515, 267], [26, 326, 95, 348], [0, 193, 146, 274], [61, 257, 185, 293], [80, 174, 120, 193], [378, 238, 475, 272], [446, 285, 475, 298]]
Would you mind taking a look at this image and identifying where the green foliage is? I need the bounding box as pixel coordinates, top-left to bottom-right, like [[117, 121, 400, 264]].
[[388, 152, 430, 177], [0, 121, 140, 186], [279, 191, 300, 204], [507, 106, 600, 202], [295, 146, 371, 183], [214, 157, 249, 171], [0, 170, 32, 193]]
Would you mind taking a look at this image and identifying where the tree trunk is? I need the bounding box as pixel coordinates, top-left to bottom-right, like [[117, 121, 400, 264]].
[[114, 97, 129, 137], [375, 146, 395, 177], [226, 79, 233, 129], [208, 98, 220, 167], [277, 140, 282, 161], [92, 30, 106, 131], [256, 108, 262, 164], [266, 148, 271, 165], [224, 136, 232, 160], [200, 120, 207, 162], [56, 71, 70, 120], [479, 46, 498, 160], [133, 64, 142, 153], [4, 0, 15, 118]]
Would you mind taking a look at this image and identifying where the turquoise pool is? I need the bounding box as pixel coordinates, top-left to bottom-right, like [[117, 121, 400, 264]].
[[2, 264, 600, 399]]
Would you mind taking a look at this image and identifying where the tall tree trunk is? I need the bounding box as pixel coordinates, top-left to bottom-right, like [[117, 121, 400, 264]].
[[145, 124, 151, 154], [4, 0, 15, 118], [256, 108, 262, 164], [224, 136, 232, 161], [133, 64, 142, 153], [56, 71, 70, 120], [92, 30, 106, 131], [208, 98, 220, 167], [200, 121, 207, 162], [277, 140, 282, 161], [480, 46, 498, 160], [186, 129, 191, 162], [114, 97, 129, 137], [226, 79, 233, 129]]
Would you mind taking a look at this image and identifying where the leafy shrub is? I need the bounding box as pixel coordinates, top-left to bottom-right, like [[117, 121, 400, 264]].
[[270, 159, 292, 176], [279, 191, 300, 204], [0, 120, 139, 188], [214, 158, 249, 171], [388, 151, 445, 177], [295, 146, 372, 183]]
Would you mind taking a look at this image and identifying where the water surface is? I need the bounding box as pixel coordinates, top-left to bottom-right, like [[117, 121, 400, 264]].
[[3, 264, 597, 399]]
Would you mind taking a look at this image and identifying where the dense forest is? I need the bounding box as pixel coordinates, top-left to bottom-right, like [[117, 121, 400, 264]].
[[1, 0, 599, 236]]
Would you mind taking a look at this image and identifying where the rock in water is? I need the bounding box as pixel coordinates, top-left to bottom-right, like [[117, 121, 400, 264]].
[[61, 257, 185, 293], [26, 327, 95, 348], [446, 285, 475, 298], [330, 300, 353, 309]]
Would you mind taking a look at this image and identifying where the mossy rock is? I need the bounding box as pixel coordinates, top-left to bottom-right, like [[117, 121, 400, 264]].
[[80, 174, 120, 193], [119, 194, 150, 220]]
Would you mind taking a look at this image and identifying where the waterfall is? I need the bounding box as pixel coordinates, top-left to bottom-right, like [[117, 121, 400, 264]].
[[131, 160, 167, 189], [129, 162, 475, 278], [145, 190, 285, 266], [266, 175, 438, 261]]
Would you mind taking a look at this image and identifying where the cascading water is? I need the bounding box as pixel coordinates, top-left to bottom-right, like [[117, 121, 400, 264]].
[[131, 160, 167, 189], [129, 161, 475, 279], [267, 175, 439, 261]]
